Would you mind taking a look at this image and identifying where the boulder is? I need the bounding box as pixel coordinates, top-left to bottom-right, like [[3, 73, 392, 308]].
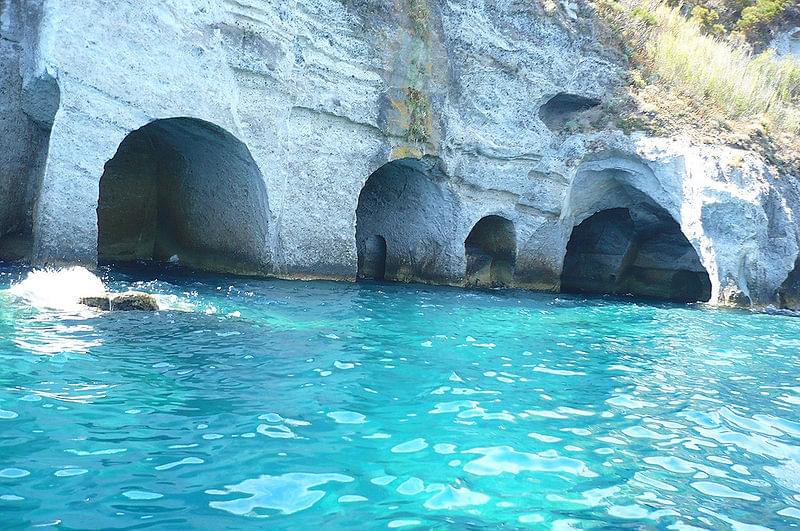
[[110, 291, 159, 311]]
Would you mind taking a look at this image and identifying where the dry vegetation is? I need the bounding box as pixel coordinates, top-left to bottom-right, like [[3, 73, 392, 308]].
[[590, 0, 800, 172]]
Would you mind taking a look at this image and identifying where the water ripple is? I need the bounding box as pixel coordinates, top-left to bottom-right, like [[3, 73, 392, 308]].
[[207, 472, 353, 516], [1, 264, 800, 528]]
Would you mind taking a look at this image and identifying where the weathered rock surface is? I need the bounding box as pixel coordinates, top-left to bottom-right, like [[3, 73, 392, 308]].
[[771, 26, 800, 60], [79, 295, 111, 311], [1, 0, 799, 310], [110, 292, 159, 312], [0, 0, 55, 260], [561, 206, 712, 302], [81, 292, 159, 311], [464, 216, 516, 288]]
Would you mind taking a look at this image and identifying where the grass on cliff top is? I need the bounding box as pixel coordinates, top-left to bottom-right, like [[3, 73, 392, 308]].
[[598, 0, 800, 136]]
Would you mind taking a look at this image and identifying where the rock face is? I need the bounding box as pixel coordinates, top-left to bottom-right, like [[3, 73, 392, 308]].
[[465, 216, 516, 288], [0, 0, 56, 261], [97, 117, 271, 276], [771, 26, 800, 60], [1, 0, 799, 309], [779, 259, 800, 310]]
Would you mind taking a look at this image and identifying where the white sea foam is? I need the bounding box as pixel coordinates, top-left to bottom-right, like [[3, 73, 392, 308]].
[[7, 267, 106, 312], [5, 267, 202, 314], [150, 293, 193, 312]]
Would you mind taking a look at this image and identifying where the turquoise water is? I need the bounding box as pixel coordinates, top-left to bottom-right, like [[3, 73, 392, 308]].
[[1, 264, 800, 529]]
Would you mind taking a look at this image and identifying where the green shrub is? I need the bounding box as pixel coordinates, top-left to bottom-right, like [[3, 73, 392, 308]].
[[735, 0, 791, 36], [690, 6, 725, 35]]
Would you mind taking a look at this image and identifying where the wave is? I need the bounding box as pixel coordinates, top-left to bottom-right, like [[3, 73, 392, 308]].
[[7, 267, 107, 312]]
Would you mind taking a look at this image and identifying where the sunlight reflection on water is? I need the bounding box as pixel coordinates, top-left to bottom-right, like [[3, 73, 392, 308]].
[[0, 264, 799, 528]]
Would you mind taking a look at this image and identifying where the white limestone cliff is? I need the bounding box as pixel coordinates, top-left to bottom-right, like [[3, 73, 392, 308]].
[[1, 0, 798, 309]]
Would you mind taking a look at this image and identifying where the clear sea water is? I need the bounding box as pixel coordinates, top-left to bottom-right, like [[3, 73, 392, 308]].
[[1, 264, 799, 530]]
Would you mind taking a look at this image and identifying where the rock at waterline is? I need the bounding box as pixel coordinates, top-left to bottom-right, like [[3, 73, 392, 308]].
[[79, 296, 111, 311], [112, 292, 159, 311], [80, 292, 159, 312]]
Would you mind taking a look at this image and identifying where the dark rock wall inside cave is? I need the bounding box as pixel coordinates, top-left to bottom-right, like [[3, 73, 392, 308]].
[[562, 206, 712, 302], [464, 215, 516, 288]]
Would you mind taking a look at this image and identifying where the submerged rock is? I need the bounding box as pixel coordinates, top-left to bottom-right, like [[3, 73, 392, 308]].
[[110, 292, 159, 311]]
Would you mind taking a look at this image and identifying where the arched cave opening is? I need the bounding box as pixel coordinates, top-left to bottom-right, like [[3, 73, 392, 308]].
[[97, 117, 270, 275], [464, 215, 516, 288], [538, 92, 601, 132], [561, 206, 712, 302], [355, 158, 455, 283]]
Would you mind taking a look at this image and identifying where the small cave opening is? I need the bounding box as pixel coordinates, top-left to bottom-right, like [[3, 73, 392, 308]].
[[97, 117, 270, 275], [360, 235, 387, 280], [355, 158, 454, 283], [561, 206, 712, 303], [464, 215, 516, 288], [778, 257, 800, 310], [538, 92, 601, 131]]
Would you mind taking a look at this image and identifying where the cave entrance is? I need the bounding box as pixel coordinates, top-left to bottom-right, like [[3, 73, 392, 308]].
[[538, 92, 601, 132], [778, 257, 800, 310], [97, 117, 270, 275], [464, 215, 516, 288], [561, 206, 711, 302], [355, 158, 454, 283]]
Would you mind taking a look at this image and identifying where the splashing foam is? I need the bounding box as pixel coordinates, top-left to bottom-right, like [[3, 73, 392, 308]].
[[8, 267, 106, 311]]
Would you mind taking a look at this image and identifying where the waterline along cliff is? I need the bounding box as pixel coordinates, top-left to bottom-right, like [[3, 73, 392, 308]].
[[2, 0, 799, 309]]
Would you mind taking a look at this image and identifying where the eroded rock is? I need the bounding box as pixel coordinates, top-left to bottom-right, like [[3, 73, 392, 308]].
[[561, 201, 712, 303], [80, 291, 158, 311], [770, 26, 800, 60], [79, 295, 110, 311], [0, 1, 55, 262], [110, 292, 159, 311], [465, 216, 517, 288], [97, 118, 270, 276]]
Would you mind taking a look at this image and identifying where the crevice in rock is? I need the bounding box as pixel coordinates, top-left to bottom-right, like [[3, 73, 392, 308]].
[[464, 215, 516, 288], [538, 92, 601, 132], [355, 157, 455, 283], [97, 117, 271, 276], [0, 27, 58, 263], [561, 206, 712, 303]]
